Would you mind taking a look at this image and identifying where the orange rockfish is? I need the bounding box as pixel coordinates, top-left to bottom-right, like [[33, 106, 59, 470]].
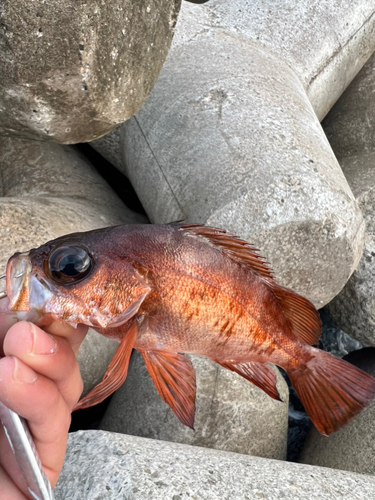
[[2, 222, 375, 435]]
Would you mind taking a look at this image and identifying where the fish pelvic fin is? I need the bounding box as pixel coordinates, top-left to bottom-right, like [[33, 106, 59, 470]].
[[140, 350, 196, 429], [217, 360, 281, 401], [73, 322, 137, 411], [287, 348, 375, 435], [175, 222, 321, 345]]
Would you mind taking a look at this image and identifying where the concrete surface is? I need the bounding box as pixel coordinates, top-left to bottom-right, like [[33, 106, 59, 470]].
[[0, 0, 181, 142], [54, 429, 375, 499]]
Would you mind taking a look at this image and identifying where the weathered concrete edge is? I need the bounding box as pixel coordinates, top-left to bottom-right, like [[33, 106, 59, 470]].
[[55, 430, 375, 499], [307, 9, 375, 120]]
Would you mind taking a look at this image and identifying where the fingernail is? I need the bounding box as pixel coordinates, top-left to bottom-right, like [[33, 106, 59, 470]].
[[29, 322, 57, 355], [12, 357, 38, 384]]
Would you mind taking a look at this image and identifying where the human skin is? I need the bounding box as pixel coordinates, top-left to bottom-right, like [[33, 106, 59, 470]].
[[0, 317, 88, 499]]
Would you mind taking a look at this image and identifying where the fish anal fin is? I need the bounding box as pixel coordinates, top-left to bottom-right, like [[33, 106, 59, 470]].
[[73, 322, 137, 411], [140, 350, 196, 429], [272, 286, 322, 345], [175, 222, 274, 280], [218, 360, 281, 401]]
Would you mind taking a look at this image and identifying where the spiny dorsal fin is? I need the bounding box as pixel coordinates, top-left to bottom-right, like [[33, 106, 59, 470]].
[[176, 222, 321, 345], [177, 222, 273, 280]]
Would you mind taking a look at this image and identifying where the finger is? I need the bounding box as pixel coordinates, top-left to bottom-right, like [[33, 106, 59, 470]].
[[0, 465, 26, 500], [0, 312, 17, 355], [3, 322, 83, 410], [44, 321, 88, 355], [0, 356, 71, 489]]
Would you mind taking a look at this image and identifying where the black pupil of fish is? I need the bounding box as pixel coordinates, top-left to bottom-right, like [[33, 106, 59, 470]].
[[47, 247, 92, 284], [59, 255, 87, 276]]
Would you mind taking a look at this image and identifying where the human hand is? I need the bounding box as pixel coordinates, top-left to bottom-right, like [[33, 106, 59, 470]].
[[0, 317, 88, 498]]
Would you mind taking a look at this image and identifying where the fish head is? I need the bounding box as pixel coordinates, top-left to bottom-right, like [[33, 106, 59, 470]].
[[4, 230, 152, 329]]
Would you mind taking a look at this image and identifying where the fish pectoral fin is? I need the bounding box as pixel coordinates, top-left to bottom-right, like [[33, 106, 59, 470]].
[[73, 322, 137, 411], [140, 350, 196, 429], [217, 360, 282, 401]]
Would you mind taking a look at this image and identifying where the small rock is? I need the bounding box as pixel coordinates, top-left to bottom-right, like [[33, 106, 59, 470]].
[[54, 429, 375, 499], [100, 352, 289, 460], [299, 348, 375, 474]]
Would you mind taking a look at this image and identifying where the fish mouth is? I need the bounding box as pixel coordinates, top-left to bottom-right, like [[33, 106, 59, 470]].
[[6, 252, 33, 311], [1, 253, 53, 324]]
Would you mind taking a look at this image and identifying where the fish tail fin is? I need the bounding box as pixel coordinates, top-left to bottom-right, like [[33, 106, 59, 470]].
[[287, 349, 375, 435]]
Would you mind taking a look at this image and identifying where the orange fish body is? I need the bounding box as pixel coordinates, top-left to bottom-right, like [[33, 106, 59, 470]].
[[4, 222, 375, 435]]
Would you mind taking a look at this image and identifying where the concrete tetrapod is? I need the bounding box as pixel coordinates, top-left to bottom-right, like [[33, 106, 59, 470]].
[[100, 352, 289, 460], [91, 0, 370, 308], [0, 136, 146, 394], [54, 430, 375, 499], [0, 0, 181, 143], [323, 52, 375, 346]]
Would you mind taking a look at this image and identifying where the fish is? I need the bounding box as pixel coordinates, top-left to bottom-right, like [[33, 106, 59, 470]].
[[1, 222, 375, 435]]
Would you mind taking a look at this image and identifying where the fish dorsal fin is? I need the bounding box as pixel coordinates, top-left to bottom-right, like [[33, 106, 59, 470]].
[[271, 287, 322, 345], [140, 350, 196, 429], [177, 222, 321, 345], [73, 322, 137, 411], [177, 223, 273, 279], [217, 360, 281, 401]]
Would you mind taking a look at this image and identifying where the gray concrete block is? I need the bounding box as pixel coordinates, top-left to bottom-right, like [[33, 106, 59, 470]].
[[77, 329, 118, 398], [90, 125, 124, 170], [322, 54, 375, 346], [123, 36, 364, 308], [299, 348, 375, 475], [54, 429, 375, 499], [92, 1, 371, 308], [101, 352, 289, 460], [0, 137, 145, 392], [325, 153, 375, 346], [174, 0, 375, 120], [0, 0, 181, 143], [323, 51, 375, 159]]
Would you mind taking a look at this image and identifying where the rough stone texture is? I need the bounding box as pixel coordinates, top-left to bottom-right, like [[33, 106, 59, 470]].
[[322, 54, 375, 346], [101, 352, 289, 460], [90, 125, 124, 170], [318, 311, 364, 359], [127, 31, 365, 307], [55, 430, 375, 499], [91, 1, 371, 308], [299, 348, 375, 475], [323, 51, 375, 158], [0, 0, 181, 143], [172, 0, 375, 121], [325, 154, 375, 345], [77, 329, 118, 397], [0, 136, 145, 391]]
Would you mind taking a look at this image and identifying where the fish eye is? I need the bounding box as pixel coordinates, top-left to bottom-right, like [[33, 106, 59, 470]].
[[44, 246, 93, 285]]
